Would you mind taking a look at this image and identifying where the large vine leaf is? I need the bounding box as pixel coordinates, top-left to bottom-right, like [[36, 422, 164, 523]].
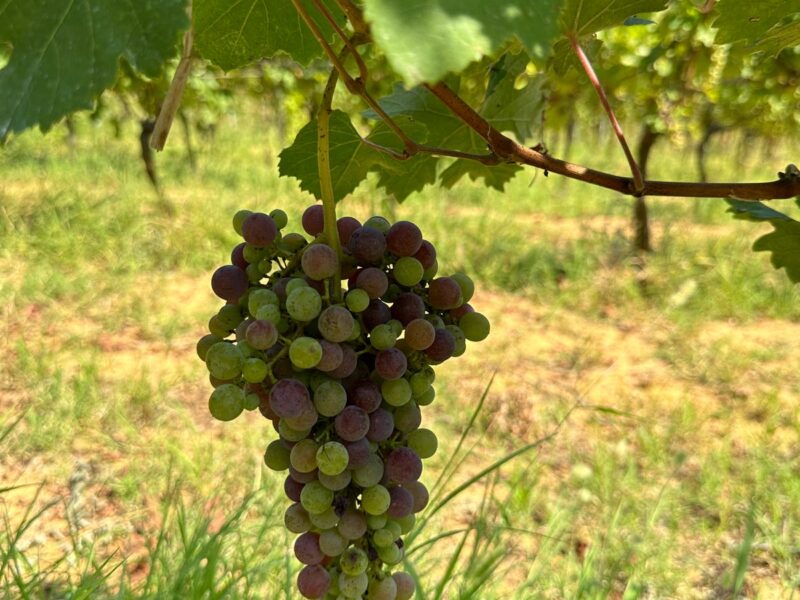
[[361, 0, 562, 85], [278, 111, 425, 202], [0, 0, 188, 141], [561, 0, 669, 37], [193, 0, 342, 70], [727, 200, 800, 283], [713, 1, 800, 44], [480, 52, 544, 141]]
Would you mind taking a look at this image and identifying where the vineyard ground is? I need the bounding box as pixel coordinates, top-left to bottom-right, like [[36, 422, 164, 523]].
[[1, 114, 799, 598]]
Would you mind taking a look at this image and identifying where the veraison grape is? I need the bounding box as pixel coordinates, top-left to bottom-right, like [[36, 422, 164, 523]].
[[199, 204, 490, 598]]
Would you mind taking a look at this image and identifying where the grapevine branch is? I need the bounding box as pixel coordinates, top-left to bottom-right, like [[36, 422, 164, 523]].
[[294, 1, 800, 201], [570, 35, 644, 193]]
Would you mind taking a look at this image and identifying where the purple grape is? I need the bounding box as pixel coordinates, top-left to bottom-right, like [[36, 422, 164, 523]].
[[386, 221, 423, 257], [404, 481, 430, 513], [230, 242, 248, 269], [425, 328, 456, 362], [327, 344, 357, 379], [269, 379, 312, 419], [450, 302, 474, 320], [356, 267, 389, 299], [386, 447, 422, 484], [334, 406, 370, 442], [413, 240, 437, 270], [316, 340, 344, 372], [211, 265, 248, 303], [387, 486, 414, 518], [297, 564, 330, 599], [347, 226, 386, 265], [285, 476, 305, 502], [290, 467, 319, 484], [302, 205, 324, 236], [375, 348, 407, 380], [362, 299, 391, 330], [337, 507, 367, 540], [428, 277, 463, 310], [394, 401, 421, 433], [245, 320, 278, 350], [350, 380, 382, 413], [302, 244, 338, 280], [367, 409, 394, 442], [242, 212, 278, 247], [294, 532, 324, 565], [390, 292, 425, 325], [337, 216, 361, 246], [345, 438, 371, 469], [273, 277, 291, 303]]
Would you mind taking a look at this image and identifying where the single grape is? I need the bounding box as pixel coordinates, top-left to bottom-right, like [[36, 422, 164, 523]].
[[319, 528, 348, 557], [245, 320, 278, 351], [302, 205, 324, 236], [363, 299, 391, 330], [352, 453, 384, 488], [387, 486, 414, 518], [390, 293, 425, 326], [290, 466, 320, 484], [357, 267, 389, 299], [459, 311, 490, 341], [248, 288, 279, 316], [372, 528, 395, 548], [367, 513, 388, 530], [404, 319, 435, 351], [264, 439, 291, 471], [381, 378, 412, 407], [314, 380, 347, 417], [243, 391, 261, 411], [302, 243, 338, 280], [363, 215, 391, 233], [297, 565, 330, 599], [424, 328, 456, 363], [338, 572, 369, 598], [428, 277, 463, 310], [279, 419, 312, 442], [290, 337, 323, 369], [350, 381, 382, 413], [413, 240, 436, 270], [211, 265, 249, 303], [231, 242, 248, 269], [317, 340, 344, 372], [286, 287, 322, 322], [386, 448, 423, 484], [367, 409, 394, 442], [286, 277, 310, 294], [361, 485, 391, 515], [337, 216, 361, 245], [309, 507, 340, 530], [339, 547, 368, 576], [393, 572, 416, 600], [242, 212, 278, 247], [348, 226, 386, 264], [318, 469, 352, 492], [291, 439, 320, 473], [208, 384, 244, 421], [450, 272, 475, 302], [196, 334, 223, 361], [232, 209, 253, 235], [370, 324, 397, 351], [386, 221, 423, 257], [368, 576, 398, 600], [208, 315, 230, 338], [254, 303, 281, 325], [334, 406, 370, 442], [269, 378, 312, 420], [328, 344, 358, 379], [423, 259, 439, 280], [301, 481, 335, 514], [316, 441, 349, 476], [295, 532, 325, 565], [345, 438, 372, 469], [243, 244, 268, 264], [447, 324, 467, 357], [376, 543, 402, 566], [337, 507, 368, 540], [216, 304, 244, 331], [409, 367, 435, 396], [375, 348, 407, 380], [205, 342, 243, 380], [406, 428, 438, 459], [393, 401, 421, 433], [279, 233, 308, 254], [318, 306, 355, 343], [285, 476, 304, 502], [285, 503, 312, 534], [404, 480, 430, 513], [345, 289, 370, 313], [270, 208, 289, 229], [392, 257, 424, 287]]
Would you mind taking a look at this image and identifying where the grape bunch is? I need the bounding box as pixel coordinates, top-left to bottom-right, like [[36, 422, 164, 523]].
[[197, 204, 490, 599]]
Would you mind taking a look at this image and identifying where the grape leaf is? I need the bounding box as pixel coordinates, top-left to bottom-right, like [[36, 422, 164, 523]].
[[480, 52, 545, 141], [0, 0, 188, 141], [440, 160, 522, 191], [193, 0, 342, 70], [561, 0, 669, 37], [727, 199, 794, 222], [278, 111, 425, 202], [374, 155, 439, 201], [752, 220, 800, 283], [361, 0, 562, 84], [751, 20, 800, 57], [713, 1, 800, 44]]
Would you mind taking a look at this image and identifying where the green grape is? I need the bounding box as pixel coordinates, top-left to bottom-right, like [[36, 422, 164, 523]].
[[368, 576, 398, 600], [366, 513, 388, 530], [208, 384, 244, 421], [451, 272, 475, 302], [264, 440, 291, 471], [393, 257, 424, 287], [196, 334, 223, 361], [286, 277, 309, 295], [310, 507, 340, 530], [347, 320, 361, 341], [339, 547, 368, 576], [300, 481, 334, 515], [319, 528, 348, 556], [345, 289, 369, 313], [319, 469, 351, 491], [385, 520, 402, 539], [313, 381, 347, 417], [397, 513, 416, 534], [394, 401, 421, 433], [279, 419, 311, 442], [338, 572, 369, 598], [409, 369, 434, 397], [286, 287, 322, 322], [308, 371, 331, 391], [270, 208, 289, 229], [242, 357, 268, 383], [406, 428, 438, 459], [217, 304, 244, 330], [423, 258, 438, 280], [316, 442, 349, 476], [387, 320, 404, 338], [248, 288, 279, 316], [245, 263, 262, 283], [376, 543, 402, 565], [237, 340, 255, 358], [364, 215, 391, 233], [352, 454, 384, 488], [255, 303, 281, 324], [243, 243, 268, 264], [361, 485, 391, 516], [291, 439, 319, 473], [208, 315, 230, 337], [205, 342, 244, 380], [372, 527, 395, 548], [370, 324, 397, 350], [278, 232, 307, 253], [446, 324, 467, 358], [284, 503, 312, 534], [459, 312, 490, 342], [243, 392, 261, 411], [290, 337, 323, 369], [424, 314, 445, 329], [257, 257, 273, 275], [381, 378, 411, 407], [277, 317, 291, 334], [233, 209, 253, 235], [416, 386, 435, 406]]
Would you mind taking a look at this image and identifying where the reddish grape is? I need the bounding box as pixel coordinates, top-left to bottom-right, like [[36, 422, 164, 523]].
[[270, 378, 313, 419], [230, 242, 248, 269], [386, 447, 423, 484], [317, 340, 344, 372], [413, 240, 437, 270], [390, 292, 425, 325], [242, 212, 278, 247], [348, 226, 386, 264], [386, 221, 423, 257], [350, 380, 382, 413], [302, 243, 338, 280], [302, 205, 324, 236], [375, 348, 407, 380], [328, 344, 357, 379], [297, 564, 330, 599], [294, 532, 324, 565], [356, 267, 389, 299], [425, 328, 456, 362], [367, 408, 394, 442], [428, 277, 463, 310], [337, 216, 361, 245], [211, 265, 248, 303], [334, 406, 370, 442], [404, 318, 435, 350], [387, 486, 414, 518]]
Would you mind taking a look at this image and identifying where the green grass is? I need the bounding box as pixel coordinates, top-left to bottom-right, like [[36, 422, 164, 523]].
[[1, 111, 799, 598]]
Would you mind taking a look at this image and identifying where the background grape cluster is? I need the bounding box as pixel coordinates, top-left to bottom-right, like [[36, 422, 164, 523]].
[[197, 204, 490, 599]]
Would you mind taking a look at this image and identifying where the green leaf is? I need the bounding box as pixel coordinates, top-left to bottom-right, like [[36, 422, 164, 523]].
[[727, 200, 794, 222], [550, 37, 603, 75], [480, 52, 545, 141], [439, 160, 522, 190], [193, 0, 342, 70], [361, 0, 563, 84], [751, 20, 800, 57], [0, 0, 188, 141], [752, 220, 800, 283], [713, 1, 800, 44], [561, 0, 669, 37], [278, 111, 426, 202]]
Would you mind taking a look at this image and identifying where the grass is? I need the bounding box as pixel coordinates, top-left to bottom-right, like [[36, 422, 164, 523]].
[[1, 110, 799, 599]]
